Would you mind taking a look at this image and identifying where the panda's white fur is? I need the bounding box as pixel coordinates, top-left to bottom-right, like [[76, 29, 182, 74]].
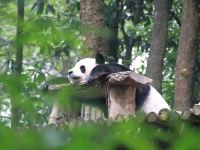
[[68, 58, 98, 85], [68, 58, 170, 115], [140, 85, 170, 114]]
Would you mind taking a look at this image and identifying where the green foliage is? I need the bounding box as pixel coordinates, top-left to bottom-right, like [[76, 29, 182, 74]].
[[0, 113, 200, 150], [1, 0, 200, 149], [0, 72, 49, 126]]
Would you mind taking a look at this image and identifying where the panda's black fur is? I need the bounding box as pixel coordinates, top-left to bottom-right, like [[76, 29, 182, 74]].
[[88, 53, 131, 85], [87, 63, 130, 85], [135, 84, 150, 111]]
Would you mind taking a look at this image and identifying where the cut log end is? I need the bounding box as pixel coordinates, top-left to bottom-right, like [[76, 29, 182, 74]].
[[181, 108, 193, 120], [159, 108, 170, 121], [146, 112, 158, 123]]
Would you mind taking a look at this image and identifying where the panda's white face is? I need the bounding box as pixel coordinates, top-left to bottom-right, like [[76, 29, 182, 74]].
[[68, 58, 98, 84]]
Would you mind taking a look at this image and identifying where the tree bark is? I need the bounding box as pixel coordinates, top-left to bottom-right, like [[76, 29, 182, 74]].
[[107, 27, 118, 63], [11, 0, 24, 128], [146, 0, 169, 93], [48, 0, 108, 124], [80, 0, 107, 56], [174, 0, 200, 111], [106, 0, 120, 63], [16, 0, 24, 74], [80, 0, 107, 121]]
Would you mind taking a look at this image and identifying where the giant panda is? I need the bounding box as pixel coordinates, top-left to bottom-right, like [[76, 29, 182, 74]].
[[68, 53, 170, 115]]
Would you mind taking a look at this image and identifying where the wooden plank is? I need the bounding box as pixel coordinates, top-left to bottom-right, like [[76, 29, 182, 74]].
[[108, 71, 152, 85]]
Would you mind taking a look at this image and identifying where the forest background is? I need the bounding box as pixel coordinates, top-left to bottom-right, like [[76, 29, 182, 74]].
[[0, 0, 200, 150]]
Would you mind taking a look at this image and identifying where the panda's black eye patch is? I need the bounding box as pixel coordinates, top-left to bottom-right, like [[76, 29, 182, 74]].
[[80, 65, 86, 73]]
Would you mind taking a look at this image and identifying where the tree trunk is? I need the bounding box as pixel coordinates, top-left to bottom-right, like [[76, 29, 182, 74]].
[[174, 0, 200, 111], [80, 0, 107, 121], [48, 0, 108, 124], [107, 27, 118, 63], [146, 0, 169, 93], [80, 0, 107, 56], [16, 0, 24, 74], [11, 0, 24, 128], [106, 0, 120, 63]]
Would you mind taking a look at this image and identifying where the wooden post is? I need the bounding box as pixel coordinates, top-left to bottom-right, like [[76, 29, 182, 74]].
[[107, 71, 152, 119], [108, 85, 136, 119]]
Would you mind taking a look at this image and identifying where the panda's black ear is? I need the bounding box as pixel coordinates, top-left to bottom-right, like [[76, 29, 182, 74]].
[[95, 53, 105, 64]]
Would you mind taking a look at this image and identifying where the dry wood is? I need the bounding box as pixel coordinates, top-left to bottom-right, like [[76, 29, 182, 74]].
[[181, 108, 193, 120], [108, 85, 136, 119], [159, 108, 170, 121], [47, 84, 68, 91], [146, 112, 158, 123], [81, 104, 105, 121], [48, 103, 62, 125], [108, 71, 152, 85], [181, 107, 200, 124], [107, 71, 152, 119], [146, 110, 170, 130]]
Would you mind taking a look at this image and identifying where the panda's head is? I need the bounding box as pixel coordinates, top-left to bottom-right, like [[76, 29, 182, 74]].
[[68, 53, 105, 84]]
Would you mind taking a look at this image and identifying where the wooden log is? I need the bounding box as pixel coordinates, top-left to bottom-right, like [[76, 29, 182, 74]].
[[47, 84, 106, 124], [181, 108, 193, 120], [159, 108, 170, 121], [47, 84, 68, 91], [81, 104, 105, 121], [48, 102, 63, 125], [108, 71, 152, 85], [181, 107, 200, 124], [146, 112, 158, 123], [146, 111, 170, 130]]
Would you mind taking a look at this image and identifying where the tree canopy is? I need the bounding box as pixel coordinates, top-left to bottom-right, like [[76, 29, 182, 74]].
[[0, 0, 200, 149]]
